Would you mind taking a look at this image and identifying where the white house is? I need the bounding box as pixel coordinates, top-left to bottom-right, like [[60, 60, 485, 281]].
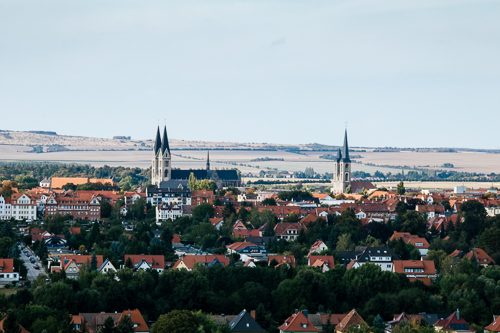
[[156, 202, 183, 224], [98, 259, 117, 273], [11, 193, 37, 221], [40, 179, 51, 188], [0, 259, 20, 284], [0, 195, 12, 220]]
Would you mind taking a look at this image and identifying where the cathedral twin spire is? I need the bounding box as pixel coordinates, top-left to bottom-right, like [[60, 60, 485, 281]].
[[154, 126, 170, 156]]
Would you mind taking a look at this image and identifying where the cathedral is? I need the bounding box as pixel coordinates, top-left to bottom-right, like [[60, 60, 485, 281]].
[[331, 129, 352, 194], [151, 126, 241, 189]]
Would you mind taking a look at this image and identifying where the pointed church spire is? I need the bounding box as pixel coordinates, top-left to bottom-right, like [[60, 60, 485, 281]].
[[342, 128, 351, 162], [154, 126, 162, 155], [161, 126, 170, 155], [336, 148, 342, 162], [206, 150, 210, 171]]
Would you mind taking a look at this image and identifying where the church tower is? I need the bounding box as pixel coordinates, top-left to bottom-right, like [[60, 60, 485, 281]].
[[332, 129, 352, 194], [151, 126, 172, 186], [206, 150, 210, 171]]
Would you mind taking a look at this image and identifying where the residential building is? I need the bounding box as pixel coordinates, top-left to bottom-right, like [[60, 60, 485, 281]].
[[228, 309, 265, 333], [172, 255, 230, 271], [308, 255, 335, 272], [278, 310, 319, 333], [78, 313, 121, 333], [392, 260, 436, 285], [156, 202, 183, 223], [50, 177, 116, 189], [307, 314, 346, 332], [124, 255, 165, 273], [98, 259, 117, 273], [71, 315, 94, 333], [11, 193, 37, 221], [146, 187, 192, 206], [309, 240, 328, 254], [336, 309, 367, 333], [450, 248, 495, 267], [0, 259, 20, 284], [268, 255, 295, 268], [0, 195, 12, 220], [337, 247, 401, 271], [45, 192, 101, 221], [117, 310, 150, 333], [485, 316, 500, 333], [434, 310, 475, 333], [390, 232, 430, 256], [274, 222, 307, 241], [0, 316, 30, 333]]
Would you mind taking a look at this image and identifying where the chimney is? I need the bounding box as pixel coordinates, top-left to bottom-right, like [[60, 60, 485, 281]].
[[295, 309, 298, 314], [302, 310, 308, 319], [251, 310, 256, 320]]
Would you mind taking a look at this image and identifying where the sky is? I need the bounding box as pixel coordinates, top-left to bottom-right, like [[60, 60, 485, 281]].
[[1, 0, 499, 149]]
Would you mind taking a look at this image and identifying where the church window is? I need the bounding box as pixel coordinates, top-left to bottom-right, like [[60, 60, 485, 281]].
[[164, 170, 169, 178]]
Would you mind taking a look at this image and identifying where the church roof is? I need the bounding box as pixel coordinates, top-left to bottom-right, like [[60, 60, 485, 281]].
[[161, 126, 170, 155], [336, 148, 342, 162], [171, 170, 208, 180], [214, 170, 239, 180], [342, 129, 351, 162], [154, 126, 162, 156]]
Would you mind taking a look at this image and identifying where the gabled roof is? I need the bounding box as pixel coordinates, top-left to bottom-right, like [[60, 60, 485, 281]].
[[336, 309, 367, 332], [268, 255, 295, 267], [308, 255, 335, 268], [278, 311, 319, 332], [172, 255, 230, 270], [124, 255, 165, 269], [0, 258, 15, 273], [0, 316, 30, 333], [485, 317, 500, 332], [118, 310, 150, 333], [71, 315, 94, 333], [465, 248, 495, 265], [309, 239, 327, 252], [61, 255, 104, 268], [229, 309, 265, 332], [274, 222, 306, 236], [434, 311, 475, 332]]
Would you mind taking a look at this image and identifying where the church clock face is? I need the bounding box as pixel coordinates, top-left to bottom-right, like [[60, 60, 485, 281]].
[[345, 164, 349, 169]]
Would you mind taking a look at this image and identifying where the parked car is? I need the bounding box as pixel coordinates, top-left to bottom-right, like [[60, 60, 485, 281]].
[[34, 264, 39, 269], [30, 258, 35, 263]]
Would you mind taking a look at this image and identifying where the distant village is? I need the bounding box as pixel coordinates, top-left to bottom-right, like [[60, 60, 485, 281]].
[[0, 127, 500, 333]]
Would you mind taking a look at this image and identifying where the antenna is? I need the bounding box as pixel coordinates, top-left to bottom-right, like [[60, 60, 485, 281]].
[[345, 121, 348, 128]]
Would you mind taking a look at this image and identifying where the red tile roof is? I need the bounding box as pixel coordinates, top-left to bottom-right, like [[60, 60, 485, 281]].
[[308, 255, 335, 268], [172, 255, 230, 270], [118, 310, 150, 333], [434, 311, 475, 332], [336, 309, 367, 332], [268, 255, 295, 267], [124, 255, 165, 270], [0, 258, 14, 273], [0, 316, 30, 333], [466, 248, 495, 265], [278, 311, 319, 332], [61, 255, 104, 268]]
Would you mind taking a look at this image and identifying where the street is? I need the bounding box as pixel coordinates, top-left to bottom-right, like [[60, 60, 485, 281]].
[[19, 246, 47, 281]]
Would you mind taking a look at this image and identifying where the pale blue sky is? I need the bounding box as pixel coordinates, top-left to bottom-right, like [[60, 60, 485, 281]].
[[1, 0, 499, 148]]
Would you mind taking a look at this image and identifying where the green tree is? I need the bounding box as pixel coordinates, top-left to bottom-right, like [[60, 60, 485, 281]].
[[192, 203, 213, 221], [336, 233, 355, 251], [373, 314, 386, 330], [187, 172, 198, 191], [90, 254, 98, 271], [397, 181, 406, 195], [261, 198, 277, 206], [100, 200, 112, 218], [100, 316, 116, 333], [115, 315, 135, 333]]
